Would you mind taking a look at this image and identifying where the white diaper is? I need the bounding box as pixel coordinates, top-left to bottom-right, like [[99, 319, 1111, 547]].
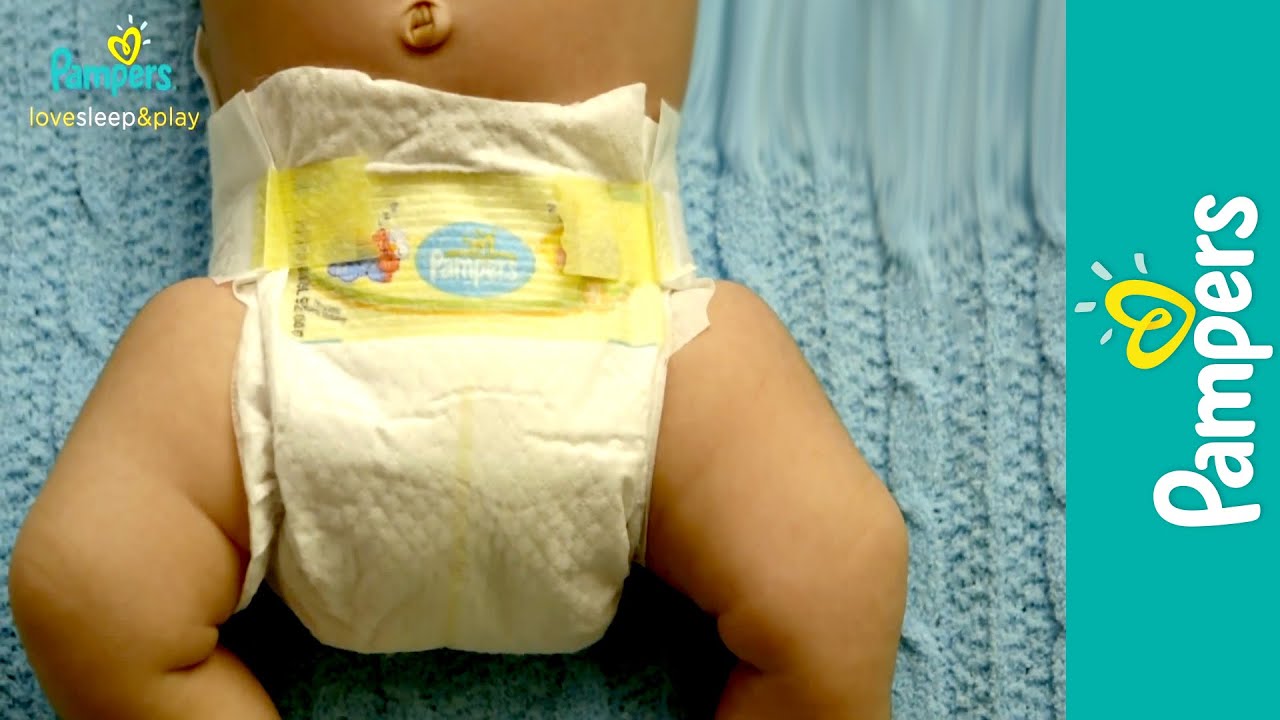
[[197, 35, 714, 654]]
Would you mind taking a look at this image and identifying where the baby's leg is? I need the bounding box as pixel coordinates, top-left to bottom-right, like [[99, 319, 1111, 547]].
[[647, 282, 908, 719], [8, 280, 277, 719]]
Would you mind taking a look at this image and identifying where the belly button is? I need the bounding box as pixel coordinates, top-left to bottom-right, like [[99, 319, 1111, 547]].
[[402, 1, 452, 52]]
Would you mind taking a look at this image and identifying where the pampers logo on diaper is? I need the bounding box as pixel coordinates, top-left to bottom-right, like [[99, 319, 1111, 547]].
[[417, 222, 536, 298], [1076, 195, 1271, 529], [50, 15, 172, 96]]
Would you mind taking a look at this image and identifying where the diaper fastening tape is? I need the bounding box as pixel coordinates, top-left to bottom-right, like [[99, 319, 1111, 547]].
[[253, 157, 682, 346]]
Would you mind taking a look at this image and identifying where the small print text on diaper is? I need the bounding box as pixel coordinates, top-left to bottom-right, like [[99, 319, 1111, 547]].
[[291, 267, 314, 339]]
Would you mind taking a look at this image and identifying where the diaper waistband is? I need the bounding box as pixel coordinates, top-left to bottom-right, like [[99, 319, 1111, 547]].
[[243, 160, 687, 289], [201, 60, 698, 292], [250, 161, 681, 346]]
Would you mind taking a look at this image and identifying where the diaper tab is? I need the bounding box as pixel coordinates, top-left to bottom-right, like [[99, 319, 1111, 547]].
[[259, 157, 380, 272], [647, 102, 700, 291], [553, 177, 647, 282]]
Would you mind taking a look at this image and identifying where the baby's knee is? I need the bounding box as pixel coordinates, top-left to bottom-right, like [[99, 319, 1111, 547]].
[[11, 520, 191, 717], [9, 512, 91, 663], [731, 491, 905, 636], [860, 480, 909, 575], [718, 496, 905, 715], [819, 487, 908, 637], [10, 482, 232, 690]]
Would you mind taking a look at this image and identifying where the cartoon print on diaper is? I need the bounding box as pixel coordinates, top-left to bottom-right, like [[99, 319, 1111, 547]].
[[327, 203, 410, 284]]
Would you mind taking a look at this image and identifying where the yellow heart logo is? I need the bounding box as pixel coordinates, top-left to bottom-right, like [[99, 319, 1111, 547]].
[[108, 26, 142, 66], [1104, 278, 1196, 370]]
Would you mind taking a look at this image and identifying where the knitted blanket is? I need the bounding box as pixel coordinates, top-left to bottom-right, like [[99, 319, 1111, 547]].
[[0, 1, 1065, 717]]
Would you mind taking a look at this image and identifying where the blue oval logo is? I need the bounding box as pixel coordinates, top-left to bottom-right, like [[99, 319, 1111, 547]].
[[416, 222, 536, 297]]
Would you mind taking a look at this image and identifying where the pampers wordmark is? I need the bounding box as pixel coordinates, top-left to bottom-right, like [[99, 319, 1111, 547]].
[[50, 46, 172, 95], [49, 15, 173, 96], [1152, 196, 1271, 528]]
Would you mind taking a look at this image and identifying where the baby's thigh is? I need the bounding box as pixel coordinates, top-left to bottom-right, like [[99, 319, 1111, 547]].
[[11, 278, 250, 652], [9, 278, 277, 717], [646, 281, 905, 669], [65, 278, 250, 544]]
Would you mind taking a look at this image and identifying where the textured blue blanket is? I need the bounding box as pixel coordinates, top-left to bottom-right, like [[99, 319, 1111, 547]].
[[0, 1, 1065, 717]]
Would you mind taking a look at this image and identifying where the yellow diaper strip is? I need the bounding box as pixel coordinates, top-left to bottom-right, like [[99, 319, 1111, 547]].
[[254, 157, 672, 346]]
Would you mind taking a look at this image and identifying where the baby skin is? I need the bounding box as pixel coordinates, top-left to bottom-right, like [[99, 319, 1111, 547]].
[[8, 1, 907, 718]]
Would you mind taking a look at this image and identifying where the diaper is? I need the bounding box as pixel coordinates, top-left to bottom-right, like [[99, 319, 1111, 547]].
[[197, 34, 714, 654]]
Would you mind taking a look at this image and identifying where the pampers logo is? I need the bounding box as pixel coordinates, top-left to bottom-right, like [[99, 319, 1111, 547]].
[[1076, 195, 1271, 528], [418, 223, 536, 298], [50, 15, 172, 95], [30, 15, 198, 132], [1080, 258, 1196, 371]]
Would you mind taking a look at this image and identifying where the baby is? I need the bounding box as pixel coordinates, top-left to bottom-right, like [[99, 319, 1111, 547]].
[[9, 1, 907, 718]]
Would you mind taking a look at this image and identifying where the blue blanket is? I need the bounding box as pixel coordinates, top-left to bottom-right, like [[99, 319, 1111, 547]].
[[0, 0, 1065, 717]]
